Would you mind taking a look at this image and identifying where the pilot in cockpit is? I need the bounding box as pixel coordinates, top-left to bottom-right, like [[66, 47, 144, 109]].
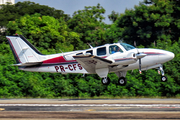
[[111, 47, 116, 54], [111, 46, 122, 54]]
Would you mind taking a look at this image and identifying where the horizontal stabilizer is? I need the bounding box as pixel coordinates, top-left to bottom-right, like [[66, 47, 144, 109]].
[[12, 62, 42, 66]]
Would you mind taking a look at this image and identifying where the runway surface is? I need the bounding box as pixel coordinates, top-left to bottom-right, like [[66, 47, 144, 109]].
[[0, 98, 179, 119]]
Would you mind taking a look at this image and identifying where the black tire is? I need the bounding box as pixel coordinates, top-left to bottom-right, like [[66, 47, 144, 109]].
[[101, 77, 110, 85], [118, 77, 127, 86], [161, 76, 167, 82]]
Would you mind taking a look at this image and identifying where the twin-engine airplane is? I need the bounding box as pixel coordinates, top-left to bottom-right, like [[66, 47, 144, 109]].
[[6, 35, 175, 85]]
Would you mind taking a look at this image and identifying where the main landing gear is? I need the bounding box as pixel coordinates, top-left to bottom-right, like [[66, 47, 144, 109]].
[[101, 77, 110, 85], [101, 77, 127, 86], [118, 77, 127, 86]]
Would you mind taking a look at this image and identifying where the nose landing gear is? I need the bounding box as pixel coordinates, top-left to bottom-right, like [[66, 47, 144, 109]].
[[161, 76, 167, 82], [158, 66, 167, 82]]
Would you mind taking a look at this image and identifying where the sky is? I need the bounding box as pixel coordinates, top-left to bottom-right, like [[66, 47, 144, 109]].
[[16, 0, 143, 24]]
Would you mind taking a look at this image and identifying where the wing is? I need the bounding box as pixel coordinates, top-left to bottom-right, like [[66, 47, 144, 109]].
[[73, 55, 113, 73]]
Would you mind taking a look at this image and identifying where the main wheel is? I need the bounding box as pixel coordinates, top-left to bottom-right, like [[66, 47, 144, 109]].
[[101, 77, 110, 85], [118, 77, 127, 86], [161, 76, 167, 82]]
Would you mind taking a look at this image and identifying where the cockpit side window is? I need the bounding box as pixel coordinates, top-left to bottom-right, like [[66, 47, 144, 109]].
[[76, 52, 83, 56], [97, 47, 106, 56], [109, 45, 123, 54]]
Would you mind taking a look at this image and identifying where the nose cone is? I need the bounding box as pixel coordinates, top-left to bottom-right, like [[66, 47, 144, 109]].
[[168, 51, 175, 60], [159, 50, 175, 63]]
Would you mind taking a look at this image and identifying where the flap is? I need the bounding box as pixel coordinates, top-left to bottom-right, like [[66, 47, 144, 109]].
[[73, 55, 113, 73]]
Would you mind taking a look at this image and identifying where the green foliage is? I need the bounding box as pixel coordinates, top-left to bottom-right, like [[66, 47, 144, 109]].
[[6, 13, 79, 53], [108, 11, 120, 23], [106, 0, 180, 47], [68, 3, 108, 47], [0, 1, 70, 27]]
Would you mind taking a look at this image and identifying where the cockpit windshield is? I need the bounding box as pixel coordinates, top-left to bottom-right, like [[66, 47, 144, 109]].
[[120, 43, 135, 51]]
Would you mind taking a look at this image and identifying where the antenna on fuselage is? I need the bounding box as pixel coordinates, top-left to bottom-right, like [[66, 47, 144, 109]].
[[59, 48, 64, 55], [87, 43, 93, 49], [118, 39, 124, 43], [134, 41, 137, 47]]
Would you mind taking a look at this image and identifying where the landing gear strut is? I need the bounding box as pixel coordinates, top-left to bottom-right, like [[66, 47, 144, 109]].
[[158, 66, 167, 82], [101, 77, 110, 85]]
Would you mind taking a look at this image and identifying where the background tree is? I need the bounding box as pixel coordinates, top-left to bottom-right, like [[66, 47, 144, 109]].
[[0, 1, 70, 27], [107, 0, 175, 47], [67, 3, 108, 47], [0, 1, 71, 44], [6, 13, 80, 53], [108, 10, 120, 23]]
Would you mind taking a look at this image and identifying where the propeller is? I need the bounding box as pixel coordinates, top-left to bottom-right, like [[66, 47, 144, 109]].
[[139, 57, 142, 74], [136, 48, 146, 74]]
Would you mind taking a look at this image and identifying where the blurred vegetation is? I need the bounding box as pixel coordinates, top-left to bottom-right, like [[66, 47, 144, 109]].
[[0, 0, 180, 98]]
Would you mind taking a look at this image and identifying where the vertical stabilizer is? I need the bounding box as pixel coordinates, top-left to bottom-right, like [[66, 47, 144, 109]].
[[6, 35, 43, 66]]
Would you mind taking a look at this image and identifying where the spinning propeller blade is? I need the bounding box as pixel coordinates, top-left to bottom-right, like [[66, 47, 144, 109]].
[[139, 58, 142, 74], [136, 48, 146, 74]]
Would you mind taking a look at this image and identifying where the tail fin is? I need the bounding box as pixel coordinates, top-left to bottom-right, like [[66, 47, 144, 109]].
[[6, 35, 43, 66]]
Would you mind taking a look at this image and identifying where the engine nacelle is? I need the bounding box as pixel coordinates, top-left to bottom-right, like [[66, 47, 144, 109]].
[[109, 52, 137, 65]]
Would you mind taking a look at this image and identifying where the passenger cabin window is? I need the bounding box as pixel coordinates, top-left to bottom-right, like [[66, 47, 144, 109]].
[[86, 50, 93, 55], [109, 45, 123, 54], [97, 47, 106, 56], [76, 52, 83, 56]]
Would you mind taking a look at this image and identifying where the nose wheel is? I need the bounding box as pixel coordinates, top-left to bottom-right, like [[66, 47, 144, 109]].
[[161, 76, 167, 82], [101, 77, 110, 85], [118, 77, 127, 86]]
